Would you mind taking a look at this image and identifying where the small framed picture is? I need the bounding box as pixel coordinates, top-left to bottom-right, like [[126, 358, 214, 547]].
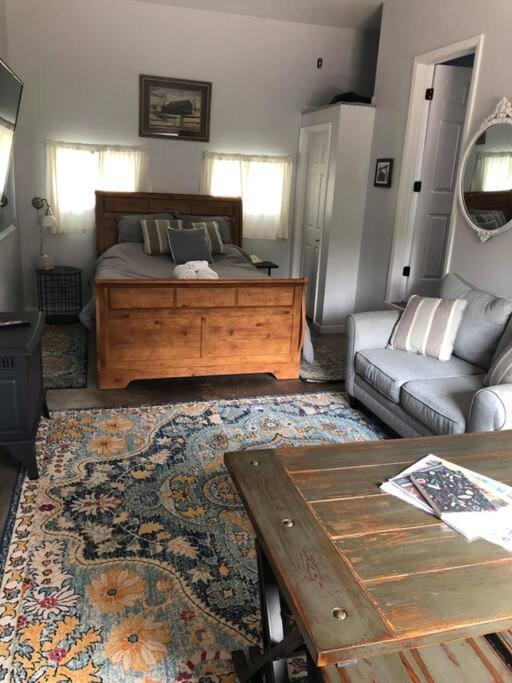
[[374, 158, 394, 188], [139, 74, 212, 142]]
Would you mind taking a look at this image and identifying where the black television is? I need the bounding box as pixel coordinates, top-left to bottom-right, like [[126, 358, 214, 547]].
[[0, 57, 22, 233]]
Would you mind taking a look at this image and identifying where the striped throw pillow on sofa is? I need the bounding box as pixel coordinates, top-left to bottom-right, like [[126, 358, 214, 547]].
[[484, 344, 512, 386], [388, 295, 468, 362]]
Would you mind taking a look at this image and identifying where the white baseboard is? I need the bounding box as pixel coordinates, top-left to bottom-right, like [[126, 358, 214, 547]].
[[311, 320, 345, 335]]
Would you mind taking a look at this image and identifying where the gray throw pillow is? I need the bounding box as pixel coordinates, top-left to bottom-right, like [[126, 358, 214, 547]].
[[440, 273, 512, 369], [167, 228, 212, 264], [118, 212, 179, 243], [179, 214, 233, 244]]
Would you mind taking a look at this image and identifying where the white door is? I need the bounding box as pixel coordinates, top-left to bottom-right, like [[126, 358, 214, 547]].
[[407, 64, 473, 297], [299, 127, 330, 319]]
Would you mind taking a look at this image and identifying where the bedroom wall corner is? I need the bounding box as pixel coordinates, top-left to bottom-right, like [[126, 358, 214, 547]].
[[6, 0, 378, 308]]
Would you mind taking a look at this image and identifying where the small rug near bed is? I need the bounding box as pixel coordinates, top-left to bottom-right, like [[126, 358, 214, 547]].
[[300, 338, 345, 382], [0, 392, 386, 682], [42, 323, 88, 389]]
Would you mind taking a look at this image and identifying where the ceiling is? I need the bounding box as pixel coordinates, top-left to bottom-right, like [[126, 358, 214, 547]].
[[134, 0, 384, 31]]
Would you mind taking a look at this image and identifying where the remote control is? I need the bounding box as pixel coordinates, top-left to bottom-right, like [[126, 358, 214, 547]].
[[0, 320, 30, 328]]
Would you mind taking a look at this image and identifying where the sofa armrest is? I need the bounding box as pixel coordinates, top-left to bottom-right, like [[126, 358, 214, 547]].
[[467, 383, 512, 432], [345, 310, 400, 396]]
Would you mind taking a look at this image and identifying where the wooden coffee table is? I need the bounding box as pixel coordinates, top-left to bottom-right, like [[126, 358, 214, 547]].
[[225, 431, 512, 681]]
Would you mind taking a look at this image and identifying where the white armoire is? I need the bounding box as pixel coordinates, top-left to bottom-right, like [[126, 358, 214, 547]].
[[291, 103, 375, 332]]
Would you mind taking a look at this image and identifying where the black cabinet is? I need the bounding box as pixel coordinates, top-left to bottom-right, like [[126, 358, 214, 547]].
[[0, 311, 46, 479]]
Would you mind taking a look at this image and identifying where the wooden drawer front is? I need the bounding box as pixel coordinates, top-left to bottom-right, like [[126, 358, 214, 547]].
[[109, 287, 175, 309], [237, 287, 294, 307], [208, 311, 293, 342], [206, 311, 292, 358], [207, 338, 291, 357], [109, 316, 201, 361], [176, 287, 236, 308]]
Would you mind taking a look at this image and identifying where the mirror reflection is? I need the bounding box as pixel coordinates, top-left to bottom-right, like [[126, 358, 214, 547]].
[[463, 123, 512, 232]]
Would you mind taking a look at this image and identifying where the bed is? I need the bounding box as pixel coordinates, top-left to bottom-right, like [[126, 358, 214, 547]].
[[94, 191, 307, 389]]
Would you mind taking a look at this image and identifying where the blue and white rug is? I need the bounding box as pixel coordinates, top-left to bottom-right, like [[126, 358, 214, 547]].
[[0, 392, 387, 681]]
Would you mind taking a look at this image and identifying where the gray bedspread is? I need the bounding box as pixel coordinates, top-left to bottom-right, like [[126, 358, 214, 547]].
[[80, 242, 268, 327]]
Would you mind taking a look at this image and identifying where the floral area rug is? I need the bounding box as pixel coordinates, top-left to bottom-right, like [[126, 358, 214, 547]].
[[42, 323, 88, 390], [300, 338, 345, 382], [0, 392, 387, 682]]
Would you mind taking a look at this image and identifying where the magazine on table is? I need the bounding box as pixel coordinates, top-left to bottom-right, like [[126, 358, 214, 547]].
[[381, 454, 512, 551]]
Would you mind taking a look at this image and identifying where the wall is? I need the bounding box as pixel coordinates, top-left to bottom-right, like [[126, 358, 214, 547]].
[[6, 0, 378, 307], [0, 0, 22, 310], [356, 0, 512, 312]]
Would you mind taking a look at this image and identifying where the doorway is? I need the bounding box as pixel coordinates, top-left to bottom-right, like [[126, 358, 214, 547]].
[[296, 124, 330, 319], [407, 56, 474, 297], [385, 35, 484, 304]]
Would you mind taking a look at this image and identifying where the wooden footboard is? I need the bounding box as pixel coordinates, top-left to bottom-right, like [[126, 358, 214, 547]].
[[95, 278, 307, 389]]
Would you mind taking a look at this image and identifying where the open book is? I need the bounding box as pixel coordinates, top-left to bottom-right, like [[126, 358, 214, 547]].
[[381, 455, 512, 551]]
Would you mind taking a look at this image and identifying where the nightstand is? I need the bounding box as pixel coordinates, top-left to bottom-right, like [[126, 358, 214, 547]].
[[36, 266, 82, 323], [0, 311, 47, 479], [254, 260, 279, 276]]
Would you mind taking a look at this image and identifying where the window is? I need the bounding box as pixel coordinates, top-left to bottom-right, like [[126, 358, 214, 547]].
[[471, 152, 512, 192], [200, 152, 293, 239], [46, 140, 150, 234]]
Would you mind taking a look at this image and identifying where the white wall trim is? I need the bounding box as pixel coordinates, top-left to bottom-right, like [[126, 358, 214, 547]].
[[385, 34, 485, 303], [311, 320, 345, 335], [0, 223, 16, 241]]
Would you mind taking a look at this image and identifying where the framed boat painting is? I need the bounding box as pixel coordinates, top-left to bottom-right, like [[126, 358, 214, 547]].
[[139, 74, 212, 142]]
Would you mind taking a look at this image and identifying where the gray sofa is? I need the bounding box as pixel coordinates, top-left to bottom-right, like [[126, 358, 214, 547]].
[[346, 274, 512, 436]]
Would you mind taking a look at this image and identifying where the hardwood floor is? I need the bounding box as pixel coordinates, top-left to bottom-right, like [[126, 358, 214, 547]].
[[0, 334, 345, 540]]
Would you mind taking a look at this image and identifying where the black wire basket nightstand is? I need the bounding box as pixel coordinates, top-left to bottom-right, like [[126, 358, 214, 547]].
[[36, 266, 82, 324]]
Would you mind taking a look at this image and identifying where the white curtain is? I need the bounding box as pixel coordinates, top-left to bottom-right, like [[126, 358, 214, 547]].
[[471, 152, 512, 192], [200, 152, 293, 239], [46, 140, 150, 234]]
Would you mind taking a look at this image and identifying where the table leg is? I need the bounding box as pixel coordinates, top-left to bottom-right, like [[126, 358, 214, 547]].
[[306, 650, 324, 682], [257, 539, 289, 682], [231, 539, 304, 682], [232, 627, 303, 682]]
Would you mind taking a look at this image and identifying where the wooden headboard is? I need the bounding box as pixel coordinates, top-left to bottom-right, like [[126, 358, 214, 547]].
[[95, 191, 243, 256], [464, 190, 512, 222]]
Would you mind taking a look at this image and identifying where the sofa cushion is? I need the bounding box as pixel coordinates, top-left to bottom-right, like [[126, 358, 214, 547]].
[[401, 375, 485, 435], [355, 348, 484, 403], [440, 273, 512, 368]]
